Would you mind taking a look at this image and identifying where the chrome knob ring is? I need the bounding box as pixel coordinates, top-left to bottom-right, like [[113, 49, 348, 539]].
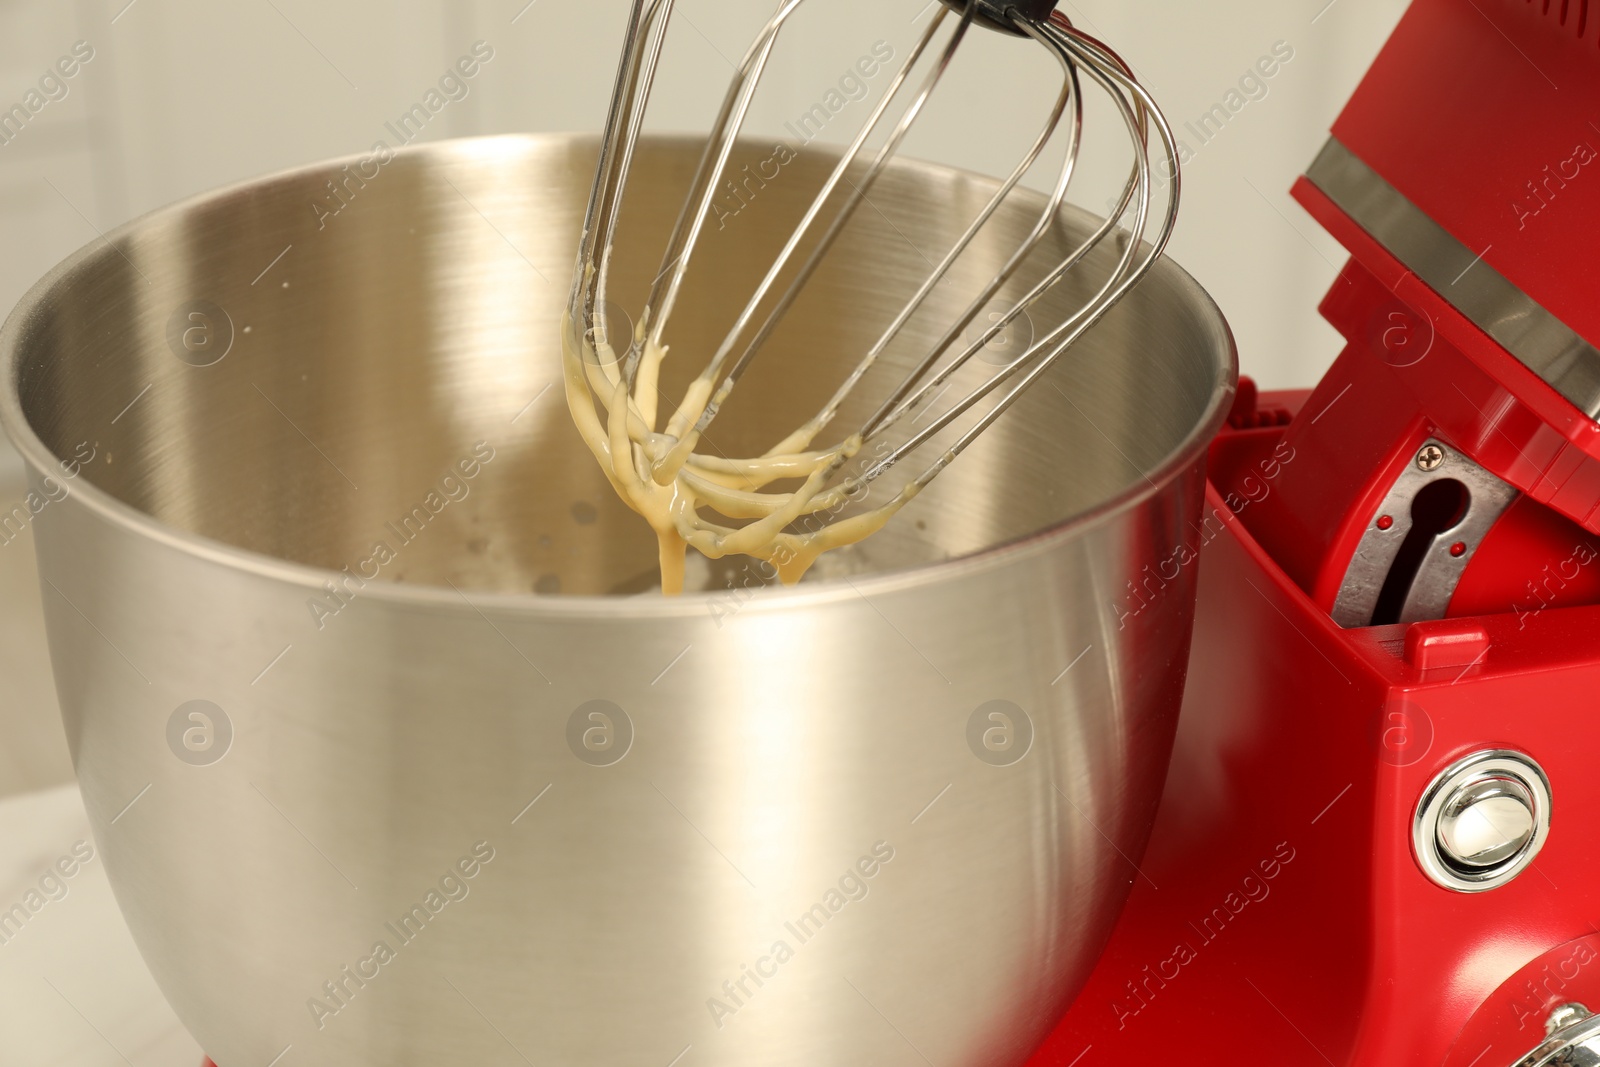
[[1413, 749, 1551, 893]]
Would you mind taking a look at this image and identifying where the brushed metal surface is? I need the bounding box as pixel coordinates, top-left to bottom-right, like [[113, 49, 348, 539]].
[[0, 134, 1234, 1066], [1330, 438, 1518, 628], [1305, 138, 1600, 419], [0, 462, 72, 798]]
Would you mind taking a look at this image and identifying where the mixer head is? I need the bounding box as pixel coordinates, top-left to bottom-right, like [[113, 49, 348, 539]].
[[565, 0, 1180, 586], [935, 0, 1058, 36]]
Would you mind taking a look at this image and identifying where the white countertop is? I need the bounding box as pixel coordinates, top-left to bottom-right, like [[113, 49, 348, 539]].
[[0, 782, 203, 1066]]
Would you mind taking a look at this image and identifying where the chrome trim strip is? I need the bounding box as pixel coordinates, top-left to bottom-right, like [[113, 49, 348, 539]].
[[1305, 138, 1600, 419]]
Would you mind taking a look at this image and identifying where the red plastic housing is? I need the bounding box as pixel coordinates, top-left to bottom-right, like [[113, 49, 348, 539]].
[[1332, 0, 1600, 352], [1023, 394, 1600, 1065], [1023, 3, 1600, 1057], [1231, 0, 1600, 624]]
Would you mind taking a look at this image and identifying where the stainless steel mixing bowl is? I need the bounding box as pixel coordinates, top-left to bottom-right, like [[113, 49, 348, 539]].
[[0, 134, 1233, 1066]]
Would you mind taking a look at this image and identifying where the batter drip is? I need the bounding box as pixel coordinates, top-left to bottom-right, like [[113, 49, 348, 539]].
[[562, 310, 915, 595]]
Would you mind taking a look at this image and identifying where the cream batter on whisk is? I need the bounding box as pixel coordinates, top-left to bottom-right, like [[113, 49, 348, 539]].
[[561, 311, 914, 596], [562, 0, 1176, 596]]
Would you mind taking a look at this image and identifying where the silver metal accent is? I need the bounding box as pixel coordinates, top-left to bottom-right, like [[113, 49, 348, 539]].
[[1414, 750, 1551, 893], [0, 133, 1237, 1067], [568, 2, 1184, 534], [1509, 1002, 1600, 1066], [1437, 777, 1536, 869], [1331, 438, 1518, 628], [1305, 138, 1600, 420], [1550, 1004, 1595, 1033]]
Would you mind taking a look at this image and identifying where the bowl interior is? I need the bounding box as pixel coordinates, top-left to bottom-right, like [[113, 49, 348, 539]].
[[5, 134, 1231, 596]]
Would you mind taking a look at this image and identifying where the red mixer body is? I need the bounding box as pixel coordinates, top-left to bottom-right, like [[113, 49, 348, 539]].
[[1023, 0, 1600, 1062]]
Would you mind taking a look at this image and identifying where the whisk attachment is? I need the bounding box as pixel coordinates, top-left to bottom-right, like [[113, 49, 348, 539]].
[[564, 0, 1181, 594]]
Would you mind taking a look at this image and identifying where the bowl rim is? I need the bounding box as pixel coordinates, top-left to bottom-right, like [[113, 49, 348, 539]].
[[0, 131, 1238, 619]]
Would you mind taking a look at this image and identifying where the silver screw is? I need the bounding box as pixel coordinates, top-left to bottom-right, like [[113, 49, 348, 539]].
[[1416, 444, 1445, 472], [1547, 1002, 1592, 1035]]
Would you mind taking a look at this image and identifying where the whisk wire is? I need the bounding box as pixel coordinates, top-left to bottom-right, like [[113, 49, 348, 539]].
[[566, 0, 1182, 586], [795, 31, 1083, 450], [635, 0, 808, 356], [861, 19, 1182, 489], [581, 0, 674, 320], [649, 5, 978, 477]]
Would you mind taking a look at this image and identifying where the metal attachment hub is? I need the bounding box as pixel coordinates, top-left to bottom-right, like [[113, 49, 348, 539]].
[[1331, 439, 1518, 628], [1509, 1001, 1600, 1066]]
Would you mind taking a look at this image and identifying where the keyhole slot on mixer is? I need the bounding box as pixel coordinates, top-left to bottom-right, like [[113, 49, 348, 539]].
[[1370, 478, 1470, 626]]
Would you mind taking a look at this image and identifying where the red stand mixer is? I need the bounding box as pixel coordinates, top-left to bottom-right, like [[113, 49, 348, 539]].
[[175, 1, 1600, 1063], [1026, 0, 1600, 1062]]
